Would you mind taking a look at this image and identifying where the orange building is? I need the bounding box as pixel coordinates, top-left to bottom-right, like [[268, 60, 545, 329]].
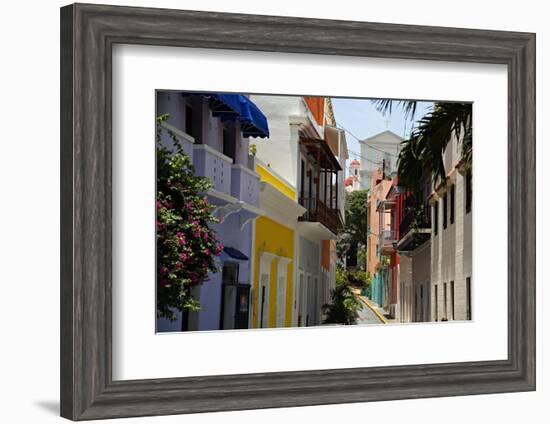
[[366, 169, 393, 276]]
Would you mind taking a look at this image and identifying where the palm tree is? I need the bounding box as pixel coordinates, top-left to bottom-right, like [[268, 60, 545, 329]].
[[373, 100, 472, 191]]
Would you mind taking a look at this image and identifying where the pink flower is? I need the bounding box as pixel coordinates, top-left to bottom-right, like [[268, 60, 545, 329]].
[[179, 253, 188, 261]]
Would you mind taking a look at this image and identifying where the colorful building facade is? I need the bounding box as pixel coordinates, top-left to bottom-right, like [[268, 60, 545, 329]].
[[155, 92, 269, 332], [155, 92, 347, 332], [249, 94, 347, 327], [251, 161, 303, 328]]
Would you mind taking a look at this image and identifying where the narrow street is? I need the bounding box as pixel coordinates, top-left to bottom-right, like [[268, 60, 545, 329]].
[[352, 289, 386, 325]]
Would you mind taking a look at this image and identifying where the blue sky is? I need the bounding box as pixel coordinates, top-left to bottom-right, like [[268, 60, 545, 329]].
[[331, 98, 433, 172]]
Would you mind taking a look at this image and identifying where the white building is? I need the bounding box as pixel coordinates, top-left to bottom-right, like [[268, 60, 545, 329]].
[[429, 133, 473, 322], [359, 130, 403, 188]]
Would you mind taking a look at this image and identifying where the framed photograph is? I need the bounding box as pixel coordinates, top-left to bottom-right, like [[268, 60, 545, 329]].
[[60, 3, 536, 420]]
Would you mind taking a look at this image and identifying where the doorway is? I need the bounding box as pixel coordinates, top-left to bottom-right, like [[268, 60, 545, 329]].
[[220, 262, 251, 330]]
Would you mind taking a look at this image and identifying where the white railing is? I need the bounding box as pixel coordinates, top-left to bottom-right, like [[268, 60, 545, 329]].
[[159, 121, 195, 160], [192, 144, 233, 195], [231, 164, 260, 207]]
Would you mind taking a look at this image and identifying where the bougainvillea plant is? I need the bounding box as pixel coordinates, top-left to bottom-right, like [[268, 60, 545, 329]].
[[156, 113, 223, 321]]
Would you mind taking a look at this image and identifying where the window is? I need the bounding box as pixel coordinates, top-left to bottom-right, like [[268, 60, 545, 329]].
[[465, 171, 472, 213], [450, 185, 455, 224], [276, 276, 286, 327], [185, 97, 202, 143], [466, 277, 472, 320], [300, 159, 305, 201], [414, 287, 418, 322], [220, 263, 241, 330], [434, 201, 439, 235], [259, 275, 269, 328], [222, 124, 236, 163], [443, 282, 448, 320], [308, 168, 313, 201], [420, 285, 424, 322], [443, 193, 448, 229], [222, 262, 239, 285], [185, 101, 194, 137], [434, 284, 439, 321], [450, 281, 455, 320]]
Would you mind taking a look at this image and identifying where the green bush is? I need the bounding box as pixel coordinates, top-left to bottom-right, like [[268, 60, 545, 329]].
[[348, 270, 371, 290], [322, 269, 363, 325]]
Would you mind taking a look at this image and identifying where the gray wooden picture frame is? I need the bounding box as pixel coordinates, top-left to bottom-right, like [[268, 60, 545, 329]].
[[60, 3, 536, 421]]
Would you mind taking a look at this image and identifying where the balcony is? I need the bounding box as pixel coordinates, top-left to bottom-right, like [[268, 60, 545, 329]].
[[298, 197, 339, 235], [231, 164, 260, 207], [159, 121, 195, 160], [192, 144, 233, 195], [396, 199, 431, 252], [380, 230, 397, 255]]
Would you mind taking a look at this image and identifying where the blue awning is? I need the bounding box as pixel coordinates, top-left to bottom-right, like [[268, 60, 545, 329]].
[[185, 93, 269, 138], [222, 246, 249, 261]]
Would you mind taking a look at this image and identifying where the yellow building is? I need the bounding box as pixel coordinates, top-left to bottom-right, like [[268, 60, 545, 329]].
[[251, 161, 306, 329]]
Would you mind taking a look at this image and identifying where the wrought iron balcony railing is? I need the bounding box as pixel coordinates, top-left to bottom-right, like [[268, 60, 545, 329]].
[[298, 196, 339, 235]]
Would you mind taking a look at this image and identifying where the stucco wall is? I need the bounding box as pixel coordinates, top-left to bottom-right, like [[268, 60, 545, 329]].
[[248, 95, 304, 187]]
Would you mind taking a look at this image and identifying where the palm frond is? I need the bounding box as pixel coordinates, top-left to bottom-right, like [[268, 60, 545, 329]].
[[372, 99, 419, 120], [397, 102, 472, 189]]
